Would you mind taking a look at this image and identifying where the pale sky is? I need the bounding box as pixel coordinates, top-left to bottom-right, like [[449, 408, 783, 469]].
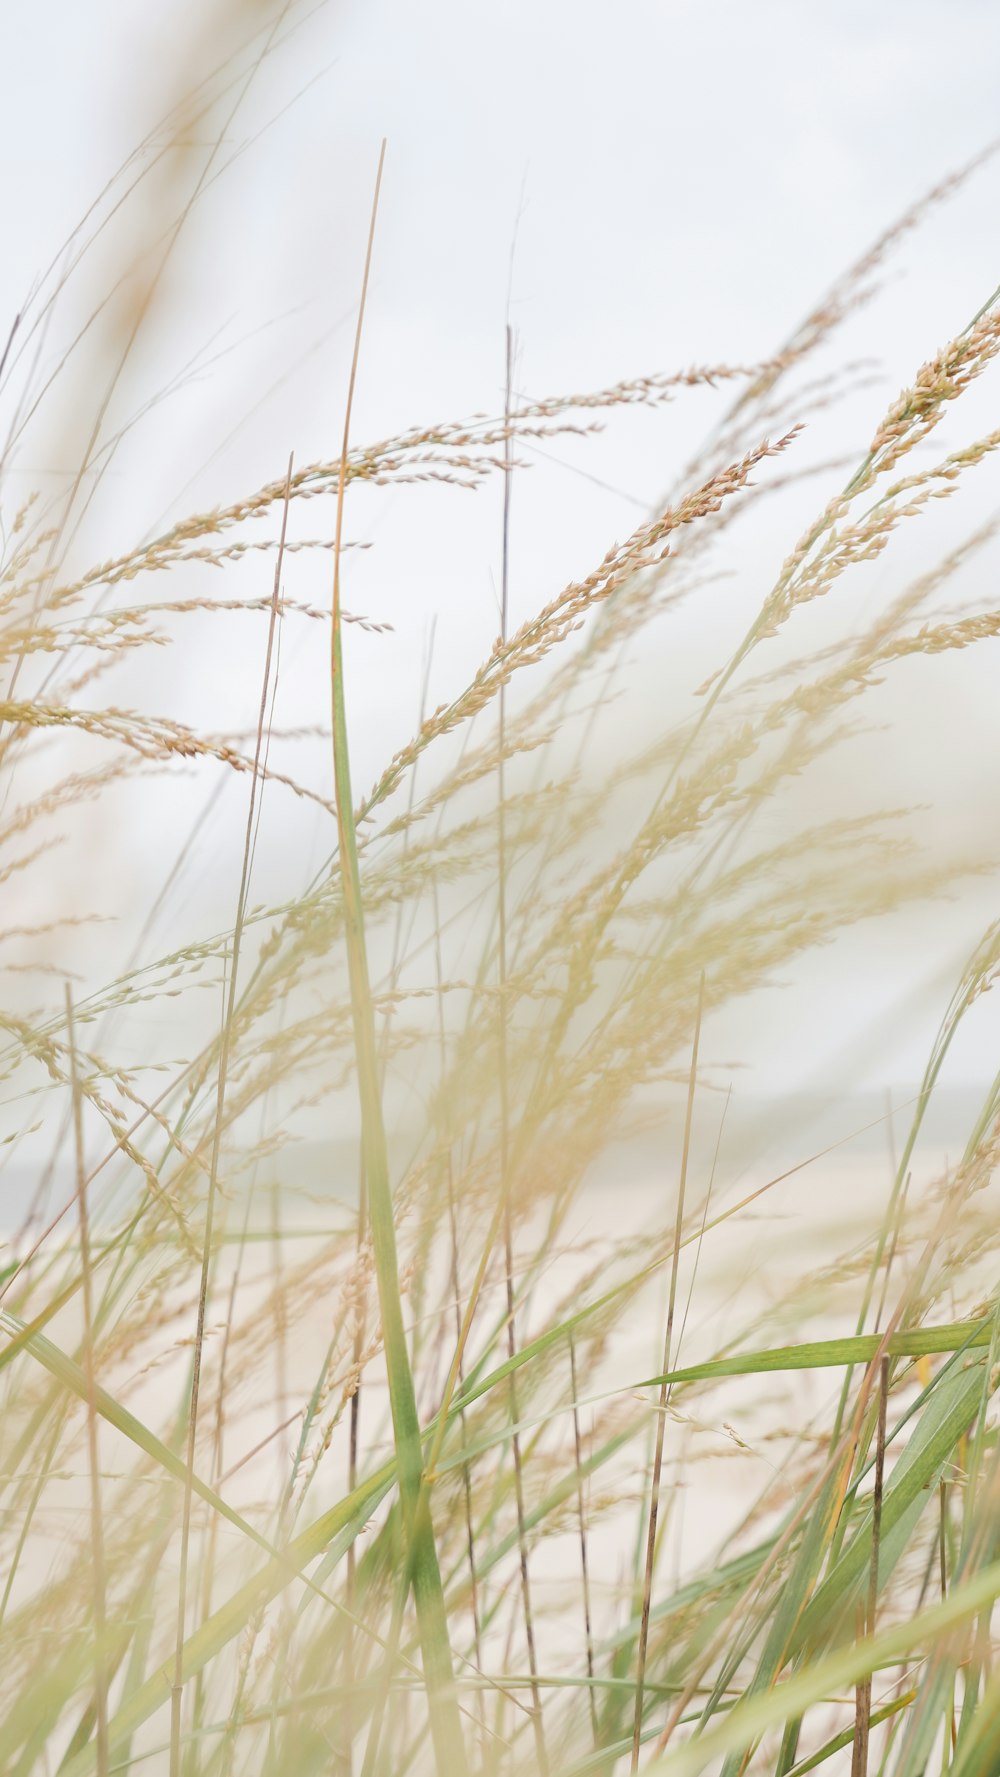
[[3, 0, 1000, 1102]]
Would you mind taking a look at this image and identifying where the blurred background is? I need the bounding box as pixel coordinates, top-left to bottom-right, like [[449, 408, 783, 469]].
[[5, 12, 1000, 1771], [2, 0, 1000, 1148]]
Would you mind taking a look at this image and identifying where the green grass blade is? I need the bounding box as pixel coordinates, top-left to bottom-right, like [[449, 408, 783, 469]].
[[642, 1320, 993, 1387], [796, 1359, 987, 1648], [651, 1554, 1000, 1777]]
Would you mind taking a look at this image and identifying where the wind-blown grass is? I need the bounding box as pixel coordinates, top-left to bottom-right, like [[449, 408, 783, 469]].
[[3, 20, 1000, 1777]]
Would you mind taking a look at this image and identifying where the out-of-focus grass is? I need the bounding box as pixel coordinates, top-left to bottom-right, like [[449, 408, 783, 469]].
[[3, 12, 1000, 1777]]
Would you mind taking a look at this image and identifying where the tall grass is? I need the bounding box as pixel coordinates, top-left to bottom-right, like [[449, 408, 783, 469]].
[[3, 17, 1000, 1777]]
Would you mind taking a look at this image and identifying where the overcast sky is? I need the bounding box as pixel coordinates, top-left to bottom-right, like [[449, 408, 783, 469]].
[[4, 0, 1000, 1102]]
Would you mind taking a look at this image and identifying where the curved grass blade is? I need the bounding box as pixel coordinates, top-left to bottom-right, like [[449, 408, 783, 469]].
[[641, 1320, 993, 1388]]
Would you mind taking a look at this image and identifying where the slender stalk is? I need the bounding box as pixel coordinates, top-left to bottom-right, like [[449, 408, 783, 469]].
[[569, 1328, 599, 1747], [169, 453, 293, 1777], [497, 320, 549, 1777], [328, 141, 464, 1777], [632, 972, 704, 1772], [344, 623, 436, 1775], [344, 1184, 366, 1777], [939, 1480, 957, 1763], [0, 309, 19, 386], [852, 1356, 888, 1777], [65, 987, 108, 1777], [189, 1208, 247, 1772], [431, 868, 485, 1716]]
